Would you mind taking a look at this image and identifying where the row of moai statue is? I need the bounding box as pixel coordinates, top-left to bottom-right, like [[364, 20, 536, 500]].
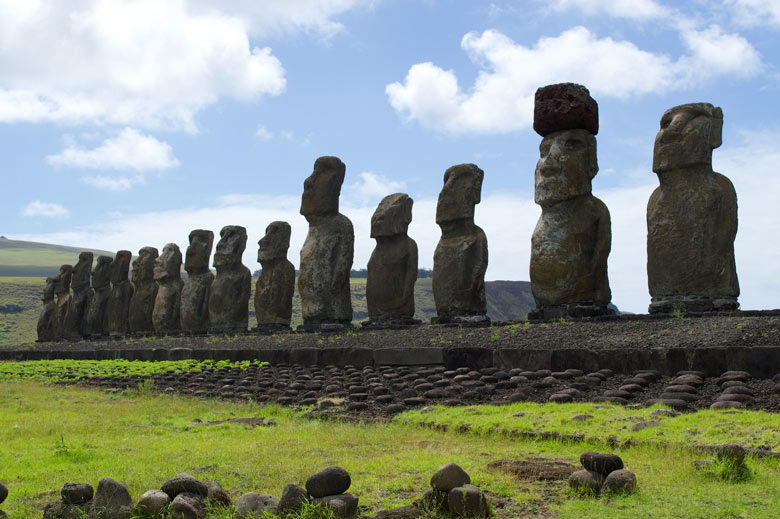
[[37, 82, 740, 341]]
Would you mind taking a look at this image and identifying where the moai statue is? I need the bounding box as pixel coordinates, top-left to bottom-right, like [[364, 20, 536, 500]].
[[106, 250, 134, 337], [64, 252, 93, 339], [36, 276, 57, 342], [432, 164, 489, 324], [647, 103, 739, 313], [365, 193, 420, 327], [128, 247, 158, 334], [181, 229, 214, 333], [209, 226, 251, 333], [53, 264, 73, 340], [254, 221, 296, 331], [152, 243, 183, 334], [298, 156, 354, 331], [84, 255, 113, 337], [529, 83, 612, 320]]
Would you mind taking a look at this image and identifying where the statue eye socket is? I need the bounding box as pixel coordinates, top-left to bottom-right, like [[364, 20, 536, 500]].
[[660, 117, 672, 129], [539, 143, 550, 155], [565, 139, 584, 151]]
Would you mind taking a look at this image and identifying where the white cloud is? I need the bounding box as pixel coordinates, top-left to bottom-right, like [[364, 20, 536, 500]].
[[387, 26, 763, 135], [82, 174, 146, 192], [255, 125, 273, 140], [21, 201, 70, 218], [345, 172, 406, 205], [546, 0, 672, 20], [725, 0, 780, 28]]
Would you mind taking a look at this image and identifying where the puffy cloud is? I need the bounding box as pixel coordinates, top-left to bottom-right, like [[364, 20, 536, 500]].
[[20, 201, 70, 218], [345, 172, 406, 205], [546, 0, 672, 20], [724, 0, 780, 28], [255, 125, 273, 140]]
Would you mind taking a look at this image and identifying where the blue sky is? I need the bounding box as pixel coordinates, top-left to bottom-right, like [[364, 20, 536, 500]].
[[2, 0, 780, 313]]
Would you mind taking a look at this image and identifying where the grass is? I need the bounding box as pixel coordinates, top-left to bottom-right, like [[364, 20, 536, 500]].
[[0, 277, 42, 349]]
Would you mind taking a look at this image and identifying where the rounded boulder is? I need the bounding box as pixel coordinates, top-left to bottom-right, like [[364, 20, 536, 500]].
[[580, 452, 624, 476], [306, 466, 352, 498], [430, 462, 470, 493], [602, 469, 637, 495]]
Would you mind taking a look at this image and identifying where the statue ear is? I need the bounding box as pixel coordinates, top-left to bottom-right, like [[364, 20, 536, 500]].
[[588, 134, 599, 179], [710, 106, 723, 149]]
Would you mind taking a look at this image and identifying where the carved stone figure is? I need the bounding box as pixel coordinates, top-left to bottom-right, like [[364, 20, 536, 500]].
[[53, 264, 73, 340], [254, 221, 296, 330], [106, 250, 134, 337], [128, 247, 158, 334], [209, 226, 251, 333], [529, 83, 612, 320], [85, 255, 113, 337], [36, 276, 57, 342], [152, 243, 183, 333], [298, 156, 354, 330], [432, 164, 489, 324], [366, 193, 419, 326], [181, 229, 214, 333], [647, 103, 739, 313], [64, 252, 93, 339]]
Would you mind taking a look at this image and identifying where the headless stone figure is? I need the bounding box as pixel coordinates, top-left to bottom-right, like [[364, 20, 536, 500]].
[[366, 193, 419, 326], [181, 229, 214, 333], [647, 103, 739, 313], [432, 164, 489, 324], [53, 264, 73, 340], [254, 221, 295, 330], [153, 243, 183, 333], [128, 247, 158, 334], [298, 156, 354, 330], [529, 83, 612, 320], [209, 226, 251, 333], [36, 276, 57, 342], [85, 255, 113, 337], [64, 252, 93, 339], [106, 250, 134, 337]]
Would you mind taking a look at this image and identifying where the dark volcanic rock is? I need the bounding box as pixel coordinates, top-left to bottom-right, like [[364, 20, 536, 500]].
[[306, 466, 351, 498]]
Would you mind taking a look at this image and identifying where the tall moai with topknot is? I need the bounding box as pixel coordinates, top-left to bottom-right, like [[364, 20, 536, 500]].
[[209, 226, 251, 333], [181, 229, 214, 333], [64, 252, 93, 339], [53, 264, 73, 340], [153, 243, 183, 333], [85, 255, 113, 337], [647, 103, 739, 313], [254, 221, 296, 331], [298, 156, 354, 331], [36, 276, 57, 342], [529, 83, 612, 320], [128, 247, 158, 334], [432, 164, 489, 325], [106, 250, 134, 337], [366, 193, 419, 326]]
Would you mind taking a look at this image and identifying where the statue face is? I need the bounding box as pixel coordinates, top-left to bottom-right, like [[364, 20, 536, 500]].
[[54, 265, 73, 294], [92, 256, 113, 289], [436, 164, 483, 225], [131, 247, 158, 284], [111, 251, 132, 284], [214, 226, 247, 267], [154, 243, 182, 280], [43, 277, 56, 300], [185, 230, 214, 273], [258, 221, 291, 263], [300, 156, 345, 219], [71, 252, 93, 290], [371, 193, 413, 238], [653, 103, 722, 174], [534, 129, 597, 206]]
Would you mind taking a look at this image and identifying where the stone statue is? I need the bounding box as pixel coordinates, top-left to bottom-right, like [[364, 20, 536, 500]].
[[64, 252, 93, 339], [254, 221, 296, 330], [128, 247, 158, 334], [53, 264, 73, 340], [432, 164, 489, 324], [36, 276, 57, 342], [366, 193, 420, 326], [209, 226, 251, 333], [85, 255, 113, 337], [106, 250, 134, 337], [647, 103, 739, 313], [298, 156, 354, 330], [529, 83, 612, 320], [181, 229, 214, 333], [152, 243, 183, 333]]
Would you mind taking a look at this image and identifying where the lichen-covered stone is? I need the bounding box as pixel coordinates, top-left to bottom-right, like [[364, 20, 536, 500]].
[[37, 276, 57, 341], [128, 247, 158, 333], [153, 243, 183, 334], [106, 251, 134, 337], [64, 252, 93, 338], [170, 492, 205, 519], [312, 494, 358, 519], [254, 221, 295, 328], [209, 226, 251, 333], [602, 469, 637, 494], [181, 230, 214, 333], [84, 255, 113, 337], [568, 469, 604, 495], [234, 492, 278, 518], [533, 83, 598, 137]]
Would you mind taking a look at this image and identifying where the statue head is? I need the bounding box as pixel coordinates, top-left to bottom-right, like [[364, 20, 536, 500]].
[[43, 277, 56, 301], [71, 252, 94, 290], [436, 164, 484, 225], [111, 250, 132, 284], [371, 193, 413, 238], [154, 243, 182, 281], [92, 256, 113, 289], [54, 264, 73, 295], [258, 221, 291, 263], [300, 156, 346, 219], [185, 229, 214, 274], [214, 225, 247, 268], [534, 129, 598, 206], [131, 247, 158, 284], [653, 102, 723, 174]]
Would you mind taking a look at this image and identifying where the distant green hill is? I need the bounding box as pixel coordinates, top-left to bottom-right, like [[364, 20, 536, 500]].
[[0, 237, 115, 277]]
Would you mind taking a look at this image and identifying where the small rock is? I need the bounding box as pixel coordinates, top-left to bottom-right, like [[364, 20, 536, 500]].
[[313, 493, 359, 518], [170, 492, 205, 519], [650, 409, 679, 417], [722, 386, 753, 396], [430, 462, 470, 493], [0, 482, 6, 504], [716, 443, 746, 465], [602, 469, 637, 494], [571, 414, 593, 422], [235, 493, 279, 518], [710, 400, 746, 410], [549, 393, 573, 403], [277, 484, 309, 515], [162, 473, 208, 499], [568, 469, 604, 495], [136, 490, 170, 516], [62, 483, 94, 505], [716, 393, 753, 403], [692, 460, 714, 471], [306, 466, 351, 498], [580, 452, 624, 475], [447, 484, 490, 518], [88, 477, 132, 519], [206, 481, 231, 507], [632, 421, 661, 432]]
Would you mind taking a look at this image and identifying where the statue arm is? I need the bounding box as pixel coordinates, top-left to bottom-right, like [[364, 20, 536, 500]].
[[402, 238, 419, 309]]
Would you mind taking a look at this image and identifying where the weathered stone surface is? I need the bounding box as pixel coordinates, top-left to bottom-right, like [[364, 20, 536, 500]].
[[305, 466, 352, 498], [136, 489, 170, 516], [234, 492, 278, 518], [170, 492, 205, 519], [0, 481, 7, 504], [153, 243, 183, 334], [433, 164, 488, 323], [254, 221, 295, 328], [206, 481, 231, 507], [716, 443, 746, 465], [568, 469, 604, 495], [62, 482, 94, 504], [447, 484, 490, 518], [181, 230, 214, 333], [602, 469, 637, 494], [44, 501, 89, 519], [64, 252, 93, 338], [88, 477, 132, 519], [534, 83, 599, 137], [84, 255, 113, 337], [277, 484, 308, 515], [313, 494, 358, 519], [580, 452, 624, 475], [648, 103, 739, 313], [53, 264, 73, 340], [418, 490, 448, 512], [162, 473, 208, 499], [298, 156, 354, 328], [128, 247, 159, 333], [106, 251, 134, 337], [367, 193, 418, 324], [37, 276, 57, 341], [209, 226, 251, 333], [430, 462, 471, 493]]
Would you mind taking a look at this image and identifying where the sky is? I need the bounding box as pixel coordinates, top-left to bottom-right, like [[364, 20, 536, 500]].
[[2, 0, 780, 314]]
